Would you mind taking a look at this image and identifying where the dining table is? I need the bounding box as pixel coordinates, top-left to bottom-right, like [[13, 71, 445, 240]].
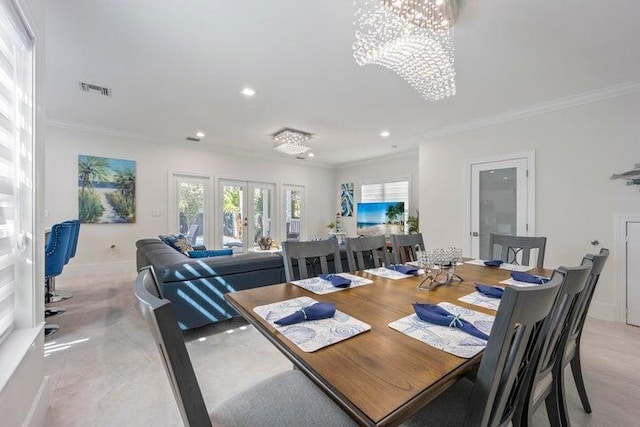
[[225, 261, 552, 426]]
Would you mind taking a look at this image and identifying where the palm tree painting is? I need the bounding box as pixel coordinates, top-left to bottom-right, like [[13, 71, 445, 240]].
[[78, 155, 136, 223]]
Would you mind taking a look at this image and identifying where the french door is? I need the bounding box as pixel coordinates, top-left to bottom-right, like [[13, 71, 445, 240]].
[[282, 184, 305, 242], [469, 155, 533, 259], [171, 173, 212, 247], [219, 180, 276, 252]]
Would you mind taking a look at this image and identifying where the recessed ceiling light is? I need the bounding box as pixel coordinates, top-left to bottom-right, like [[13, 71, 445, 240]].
[[195, 131, 205, 138], [441, 18, 449, 26], [241, 87, 256, 97], [380, 130, 391, 138], [308, 152, 315, 158]]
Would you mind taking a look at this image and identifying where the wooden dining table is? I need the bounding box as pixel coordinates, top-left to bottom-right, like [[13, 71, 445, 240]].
[[225, 262, 551, 426]]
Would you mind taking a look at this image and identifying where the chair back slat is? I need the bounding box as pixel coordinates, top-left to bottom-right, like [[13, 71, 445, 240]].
[[134, 267, 212, 427], [346, 236, 389, 271], [282, 239, 342, 281], [464, 274, 562, 427], [488, 233, 547, 268], [391, 234, 425, 264]]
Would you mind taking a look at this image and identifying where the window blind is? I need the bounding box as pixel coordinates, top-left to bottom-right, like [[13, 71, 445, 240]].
[[361, 180, 409, 206], [0, 3, 33, 344]]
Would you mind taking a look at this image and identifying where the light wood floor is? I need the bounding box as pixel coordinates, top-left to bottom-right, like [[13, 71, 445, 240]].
[[44, 271, 640, 426]]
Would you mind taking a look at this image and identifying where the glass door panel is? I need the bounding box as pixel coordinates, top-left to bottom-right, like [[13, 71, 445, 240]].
[[173, 174, 211, 247], [221, 181, 246, 252], [249, 183, 276, 248], [283, 185, 304, 242]]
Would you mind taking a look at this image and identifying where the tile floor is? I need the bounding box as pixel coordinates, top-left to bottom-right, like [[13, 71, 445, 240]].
[[44, 271, 640, 426]]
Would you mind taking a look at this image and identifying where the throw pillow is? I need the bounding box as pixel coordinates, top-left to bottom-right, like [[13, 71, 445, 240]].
[[173, 238, 193, 254], [187, 249, 233, 258]]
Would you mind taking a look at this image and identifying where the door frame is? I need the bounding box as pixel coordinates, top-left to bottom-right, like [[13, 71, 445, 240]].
[[464, 151, 536, 258], [168, 170, 214, 247], [615, 214, 640, 323]]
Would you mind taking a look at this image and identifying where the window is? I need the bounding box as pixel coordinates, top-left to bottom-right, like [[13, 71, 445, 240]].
[[282, 184, 304, 242], [170, 173, 212, 248], [361, 179, 409, 232], [0, 2, 34, 344]]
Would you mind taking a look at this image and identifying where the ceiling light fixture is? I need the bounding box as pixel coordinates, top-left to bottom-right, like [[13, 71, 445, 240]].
[[308, 152, 315, 158], [241, 87, 256, 97], [380, 130, 391, 137], [353, 0, 457, 102], [271, 128, 313, 156], [195, 131, 205, 138]]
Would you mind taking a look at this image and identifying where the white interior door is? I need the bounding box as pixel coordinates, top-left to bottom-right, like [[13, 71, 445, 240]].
[[470, 158, 530, 259], [219, 180, 275, 252], [627, 221, 640, 326]]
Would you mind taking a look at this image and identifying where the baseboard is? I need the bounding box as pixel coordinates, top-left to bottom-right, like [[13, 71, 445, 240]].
[[63, 260, 136, 276], [23, 375, 49, 427], [587, 300, 617, 322]]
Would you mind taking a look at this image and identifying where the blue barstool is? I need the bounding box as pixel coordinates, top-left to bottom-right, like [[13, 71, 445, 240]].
[[44, 222, 74, 335], [48, 219, 80, 303]]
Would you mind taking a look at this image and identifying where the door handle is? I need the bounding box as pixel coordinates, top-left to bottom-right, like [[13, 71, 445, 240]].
[[243, 218, 248, 227], [471, 232, 479, 237]]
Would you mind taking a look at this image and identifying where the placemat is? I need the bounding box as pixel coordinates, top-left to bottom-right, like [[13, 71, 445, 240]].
[[388, 302, 495, 358], [253, 296, 371, 352], [465, 259, 533, 272], [289, 273, 373, 294], [364, 266, 424, 280], [499, 278, 541, 287], [458, 291, 501, 311]]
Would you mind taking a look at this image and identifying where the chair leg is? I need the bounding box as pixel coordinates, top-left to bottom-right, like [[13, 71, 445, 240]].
[[545, 384, 564, 427], [45, 307, 66, 317], [44, 324, 59, 337], [555, 368, 572, 427], [570, 351, 592, 413]]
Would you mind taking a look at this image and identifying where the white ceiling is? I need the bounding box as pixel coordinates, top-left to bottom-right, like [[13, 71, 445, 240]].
[[45, 0, 640, 165]]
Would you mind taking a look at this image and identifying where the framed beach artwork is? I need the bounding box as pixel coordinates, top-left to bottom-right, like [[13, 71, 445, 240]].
[[78, 155, 136, 223], [341, 182, 354, 217]]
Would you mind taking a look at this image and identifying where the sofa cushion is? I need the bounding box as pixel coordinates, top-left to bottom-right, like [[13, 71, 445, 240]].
[[158, 234, 193, 254], [187, 249, 233, 258]]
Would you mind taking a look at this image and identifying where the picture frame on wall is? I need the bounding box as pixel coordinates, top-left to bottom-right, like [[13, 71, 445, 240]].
[[341, 182, 354, 217]]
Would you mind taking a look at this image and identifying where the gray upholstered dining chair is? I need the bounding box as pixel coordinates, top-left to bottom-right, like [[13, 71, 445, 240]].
[[488, 233, 547, 268], [403, 268, 563, 427], [554, 248, 609, 425], [282, 239, 343, 281], [512, 263, 592, 427], [345, 235, 389, 271], [391, 233, 425, 264], [134, 266, 356, 427]]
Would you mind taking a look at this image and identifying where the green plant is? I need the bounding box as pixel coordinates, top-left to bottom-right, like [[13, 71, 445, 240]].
[[78, 156, 109, 197], [105, 190, 135, 222], [326, 221, 336, 230], [385, 202, 404, 224], [79, 188, 104, 223], [407, 211, 419, 234]]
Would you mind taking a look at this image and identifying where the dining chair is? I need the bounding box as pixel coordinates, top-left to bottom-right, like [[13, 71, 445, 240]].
[[488, 233, 547, 268], [44, 222, 75, 336], [282, 239, 343, 281], [513, 263, 593, 427], [48, 219, 80, 303], [554, 248, 609, 426], [391, 233, 425, 264], [403, 269, 563, 427], [134, 267, 356, 427], [345, 235, 389, 271]]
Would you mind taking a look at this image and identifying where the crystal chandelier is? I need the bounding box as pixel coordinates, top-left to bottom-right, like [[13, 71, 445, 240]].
[[271, 128, 313, 156], [353, 0, 457, 102]]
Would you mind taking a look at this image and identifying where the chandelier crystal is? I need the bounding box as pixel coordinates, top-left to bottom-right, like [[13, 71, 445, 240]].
[[271, 128, 313, 156], [353, 0, 456, 102]]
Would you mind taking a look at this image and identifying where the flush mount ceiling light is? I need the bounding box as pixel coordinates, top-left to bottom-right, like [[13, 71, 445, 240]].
[[271, 128, 313, 156], [353, 0, 457, 102]]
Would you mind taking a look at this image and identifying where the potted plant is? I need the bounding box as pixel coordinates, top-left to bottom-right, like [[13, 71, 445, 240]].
[[407, 211, 419, 234]]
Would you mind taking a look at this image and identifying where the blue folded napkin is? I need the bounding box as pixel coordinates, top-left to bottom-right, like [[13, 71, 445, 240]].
[[274, 302, 336, 326], [475, 283, 504, 299], [413, 303, 490, 341], [484, 259, 504, 267], [319, 274, 351, 288], [387, 264, 419, 275], [511, 271, 550, 284]]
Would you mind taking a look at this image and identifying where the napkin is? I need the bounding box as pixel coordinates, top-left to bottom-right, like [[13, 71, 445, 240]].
[[413, 303, 490, 341], [387, 264, 419, 275], [319, 274, 351, 288], [475, 283, 504, 299], [274, 302, 336, 326], [484, 259, 504, 267], [511, 271, 550, 285]]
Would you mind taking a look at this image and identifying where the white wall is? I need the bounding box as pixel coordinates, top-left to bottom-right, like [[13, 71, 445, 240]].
[[44, 127, 336, 271], [419, 92, 640, 322], [334, 150, 419, 237]]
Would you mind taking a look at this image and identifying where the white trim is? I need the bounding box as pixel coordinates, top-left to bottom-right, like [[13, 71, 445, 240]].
[[419, 80, 640, 141], [615, 215, 640, 323], [23, 375, 49, 427], [463, 151, 536, 258]]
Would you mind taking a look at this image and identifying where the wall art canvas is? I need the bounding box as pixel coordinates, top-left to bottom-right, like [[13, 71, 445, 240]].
[[78, 155, 136, 224], [341, 182, 354, 217]]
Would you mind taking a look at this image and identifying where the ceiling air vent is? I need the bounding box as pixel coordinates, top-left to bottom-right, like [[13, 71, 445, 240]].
[[79, 82, 112, 96], [185, 136, 201, 142]]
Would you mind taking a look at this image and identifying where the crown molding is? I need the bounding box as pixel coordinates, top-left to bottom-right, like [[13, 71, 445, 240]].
[[46, 119, 337, 170], [417, 79, 640, 141], [335, 146, 418, 169]]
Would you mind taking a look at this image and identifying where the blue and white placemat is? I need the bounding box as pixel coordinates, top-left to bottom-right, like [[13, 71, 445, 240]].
[[458, 291, 501, 311], [388, 302, 495, 358], [253, 296, 371, 352], [464, 259, 534, 272], [364, 267, 424, 280], [289, 273, 373, 294]]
